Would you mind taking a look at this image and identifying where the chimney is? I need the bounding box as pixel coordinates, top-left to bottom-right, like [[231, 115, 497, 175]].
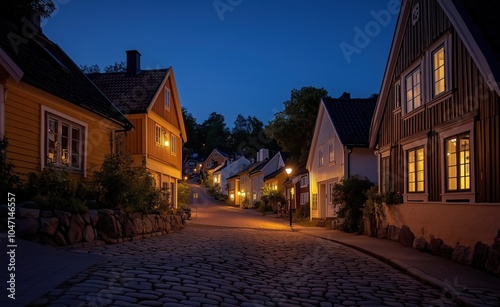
[[126, 50, 141, 76], [258, 148, 269, 161], [340, 92, 351, 99]]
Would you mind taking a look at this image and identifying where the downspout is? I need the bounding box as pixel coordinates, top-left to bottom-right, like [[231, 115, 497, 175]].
[[346, 146, 353, 179]]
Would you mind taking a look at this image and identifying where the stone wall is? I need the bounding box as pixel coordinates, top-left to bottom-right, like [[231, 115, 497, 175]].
[[374, 222, 500, 277], [0, 205, 186, 247]]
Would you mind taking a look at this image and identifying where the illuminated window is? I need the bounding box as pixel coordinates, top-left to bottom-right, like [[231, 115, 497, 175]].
[[164, 87, 171, 109], [432, 46, 446, 97], [46, 114, 83, 171], [319, 148, 324, 166], [171, 134, 177, 155], [407, 147, 424, 192], [312, 194, 318, 210], [405, 67, 421, 113], [329, 142, 334, 163], [446, 134, 470, 191], [155, 124, 161, 146]]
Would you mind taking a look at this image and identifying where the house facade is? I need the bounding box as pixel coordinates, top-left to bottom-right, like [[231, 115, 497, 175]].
[[369, 0, 500, 249], [88, 50, 186, 206], [291, 166, 310, 210], [0, 20, 131, 180], [213, 156, 250, 196], [202, 148, 229, 175], [307, 93, 377, 220], [249, 150, 286, 205]]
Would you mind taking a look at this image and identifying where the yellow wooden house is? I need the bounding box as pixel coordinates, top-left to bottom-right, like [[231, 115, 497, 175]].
[[0, 19, 132, 180], [88, 50, 187, 207]]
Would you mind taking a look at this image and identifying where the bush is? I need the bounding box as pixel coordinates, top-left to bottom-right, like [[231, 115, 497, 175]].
[[225, 199, 236, 207], [255, 200, 273, 214], [332, 175, 374, 233], [261, 186, 285, 212], [93, 153, 162, 214], [26, 167, 88, 214], [293, 203, 310, 221], [177, 181, 191, 207], [0, 137, 19, 197]]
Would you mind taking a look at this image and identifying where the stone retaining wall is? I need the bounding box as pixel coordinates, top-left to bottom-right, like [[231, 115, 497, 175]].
[[374, 223, 500, 277], [0, 205, 186, 247]]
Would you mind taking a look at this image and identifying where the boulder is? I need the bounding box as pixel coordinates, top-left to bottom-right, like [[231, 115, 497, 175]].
[[66, 214, 85, 244], [97, 210, 119, 239], [16, 207, 40, 219], [88, 210, 99, 226], [40, 210, 54, 218], [81, 212, 91, 225], [413, 237, 430, 252], [17, 217, 39, 237], [387, 225, 400, 242], [430, 237, 443, 255], [485, 229, 500, 276], [83, 225, 95, 242], [440, 243, 454, 260], [472, 241, 490, 270], [40, 217, 59, 236], [49, 231, 67, 246], [452, 244, 473, 265], [143, 216, 153, 233], [399, 225, 415, 247], [132, 214, 144, 234], [53, 210, 71, 228]]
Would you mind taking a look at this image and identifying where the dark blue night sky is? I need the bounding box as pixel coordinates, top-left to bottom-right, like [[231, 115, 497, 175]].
[[44, 0, 399, 125]]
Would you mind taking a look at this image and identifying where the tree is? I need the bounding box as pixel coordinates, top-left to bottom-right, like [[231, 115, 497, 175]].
[[198, 112, 230, 156], [332, 175, 374, 233], [0, 0, 55, 21], [104, 61, 126, 73], [265, 86, 328, 165], [231, 114, 266, 159], [182, 107, 200, 158], [80, 64, 101, 74]]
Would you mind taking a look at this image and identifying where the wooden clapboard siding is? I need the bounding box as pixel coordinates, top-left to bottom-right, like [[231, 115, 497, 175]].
[[123, 117, 144, 155], [4, 81, 121, 179], [145, 117, 182, 169]]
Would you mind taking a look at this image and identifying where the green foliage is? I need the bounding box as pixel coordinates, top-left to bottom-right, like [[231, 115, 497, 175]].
[[0, 137, 19, 197], [293, 203, 310, 221], [363, 185, 384, 220], [27, 167, 88, 214], [0, 0, 55, 21], [104, 61, 126, 73], [198, 112, 230, 157], [260, 186, 285, 212], [80, 64, 101, 74], [93, 154, 162, 214], [177, 181, 191, 207], [332, 175, 374, 233], [225, 199, 236, 207], [382, 189, 403, 205], [265, 86, 328, 164], [255, 200, 272, 214]]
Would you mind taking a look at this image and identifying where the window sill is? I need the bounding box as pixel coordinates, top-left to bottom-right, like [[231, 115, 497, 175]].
[[441, 191, 474, 203], [404, 193, 428, 202]]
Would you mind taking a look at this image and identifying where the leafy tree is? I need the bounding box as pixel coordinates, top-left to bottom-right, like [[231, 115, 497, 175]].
[[265, 86, 328, 165], [177, 181, 191, 206], [182, 107, 200, 156], [231, 114, 266, 159], [80, 64, 101, 74], [260, 186, 285, 213], [198, 112, 230, 156], [104, 61, 126, 73], [0, 0, 55, 21], [332, 175, 374, 233]]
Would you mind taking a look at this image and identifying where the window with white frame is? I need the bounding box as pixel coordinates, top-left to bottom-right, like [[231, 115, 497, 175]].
[[312, 193, 318, 210], [329, 141, 334, 163], [45, 113, 84, 171], [319, 147, 324, 166], [407, 147, 425, 193], [155, 124, 161, 146], [432, 45, 446, 97], [164, 87, 171, 109], [445, 134, 470, 192], [300, 192, 309, 205], [328, 182, 335, 204], [300, 175, 308, 188], [405, 67, 421, 113], [171, 134, 177, 155]]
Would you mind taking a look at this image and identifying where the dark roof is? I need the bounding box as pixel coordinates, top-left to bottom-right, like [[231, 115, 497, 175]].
[[87, 69, 168, 114], [249, 158, 269, 175], [451, 0, 500, 83], [323, 95, 376, 147], [264, 167, 285, 181], [0, 20, 131, 129]]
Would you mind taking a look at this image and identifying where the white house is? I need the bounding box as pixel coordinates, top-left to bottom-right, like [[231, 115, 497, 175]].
[[213, 156, 250, 195], [307, 93, 377, 220]]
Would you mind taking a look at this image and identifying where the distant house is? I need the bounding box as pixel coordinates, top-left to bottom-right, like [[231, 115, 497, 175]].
[[307, 93, 377, 221], [183, 154, 202, 177], [290, 166, 310, 211], [369, 0, 500, 250], [88, 50, 186, 206], [213, 156, 250, 196], [201, 148, 229, 175], [249, 150, 286, 205], [0, 19, 132, 180], [264, 167, 288, 211]]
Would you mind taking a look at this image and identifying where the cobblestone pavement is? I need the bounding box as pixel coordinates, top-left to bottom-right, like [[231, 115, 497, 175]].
[[33, 223, 457, 307]]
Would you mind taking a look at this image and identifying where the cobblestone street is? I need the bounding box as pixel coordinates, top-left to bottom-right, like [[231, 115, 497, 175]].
[[30, 185, 459, 307]]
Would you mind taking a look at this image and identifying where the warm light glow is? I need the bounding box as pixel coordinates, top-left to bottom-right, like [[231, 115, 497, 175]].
[[164, 140, 169, 147], [285, 167, 292, 175]]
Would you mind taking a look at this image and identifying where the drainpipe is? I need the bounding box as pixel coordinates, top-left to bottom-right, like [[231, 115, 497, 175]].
[[0, 84, 5, 138], [346, 146, 353, 179]]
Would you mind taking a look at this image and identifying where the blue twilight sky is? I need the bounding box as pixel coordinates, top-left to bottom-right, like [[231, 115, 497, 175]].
[[42, 0, 400, 126]]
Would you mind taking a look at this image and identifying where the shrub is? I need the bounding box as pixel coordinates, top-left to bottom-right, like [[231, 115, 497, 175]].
[[177, 181, 191, 206], [293, 203, 310, 221], [261, 186, 285, 212], [383, 189, 403, 205], [26, 167, 88, 214], [0, 137, 19, 197], [225, 199, 236, 207], [93, 153, 162, 214], [255, 200, 273, 214], [332, 175, 374, 233]]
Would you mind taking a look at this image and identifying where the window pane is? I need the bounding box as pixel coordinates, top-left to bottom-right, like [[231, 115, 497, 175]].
[[71, 128, 81, 168], [448, 179, 457, 190], [417, 181, 424, 192], [409, 182, 415, 192], [61, 124, 69, 166], [47, 118, 58, 164]]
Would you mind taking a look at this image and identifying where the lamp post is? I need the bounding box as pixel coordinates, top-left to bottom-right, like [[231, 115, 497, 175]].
[[285, 167, 293, 227]]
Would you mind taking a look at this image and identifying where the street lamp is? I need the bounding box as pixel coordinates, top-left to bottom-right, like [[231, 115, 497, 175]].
[[285, 167, 293, 227]]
